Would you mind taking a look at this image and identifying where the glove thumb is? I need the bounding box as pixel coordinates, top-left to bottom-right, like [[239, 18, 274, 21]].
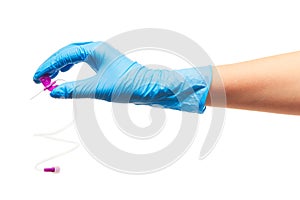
[[50, 76, 98, 99]]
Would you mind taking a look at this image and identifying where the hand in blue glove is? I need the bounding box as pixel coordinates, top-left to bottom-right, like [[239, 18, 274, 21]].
[[33, 42, 212, 113]]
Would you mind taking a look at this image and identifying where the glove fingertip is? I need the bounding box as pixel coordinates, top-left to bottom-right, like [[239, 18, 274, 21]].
[[33, 70, 43, 83], [50, 84, 72, 99], [50, 88, 64, 99], [33, 77, 40, 84]]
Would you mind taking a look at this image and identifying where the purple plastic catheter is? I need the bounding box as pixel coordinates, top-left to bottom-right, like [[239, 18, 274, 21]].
[[39, 75, 58, 91]]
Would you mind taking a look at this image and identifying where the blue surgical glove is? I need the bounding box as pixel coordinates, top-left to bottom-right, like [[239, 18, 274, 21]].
[[33, 42, 212, 113]]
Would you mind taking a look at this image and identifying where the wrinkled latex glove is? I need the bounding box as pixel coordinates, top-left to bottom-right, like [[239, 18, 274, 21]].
[[33, 42, 212, 113]]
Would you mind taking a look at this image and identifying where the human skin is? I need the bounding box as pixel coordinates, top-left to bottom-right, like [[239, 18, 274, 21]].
[[205, 51, 300, 115]]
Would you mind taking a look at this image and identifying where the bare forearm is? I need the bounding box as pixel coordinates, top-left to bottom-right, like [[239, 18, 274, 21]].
[[206, 51, 300, 115]]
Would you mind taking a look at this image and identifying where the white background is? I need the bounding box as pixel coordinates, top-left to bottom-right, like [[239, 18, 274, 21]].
[[1, 0, 300, 199]]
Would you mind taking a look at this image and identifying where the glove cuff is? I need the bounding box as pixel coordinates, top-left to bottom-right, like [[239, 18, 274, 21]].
[[173, 65, 212, 113], [115, 64, 212, 114]]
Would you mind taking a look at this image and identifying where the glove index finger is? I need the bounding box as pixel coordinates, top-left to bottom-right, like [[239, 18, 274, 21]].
[[33, 43, 90, 83], [50, 76, 98, 99]]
